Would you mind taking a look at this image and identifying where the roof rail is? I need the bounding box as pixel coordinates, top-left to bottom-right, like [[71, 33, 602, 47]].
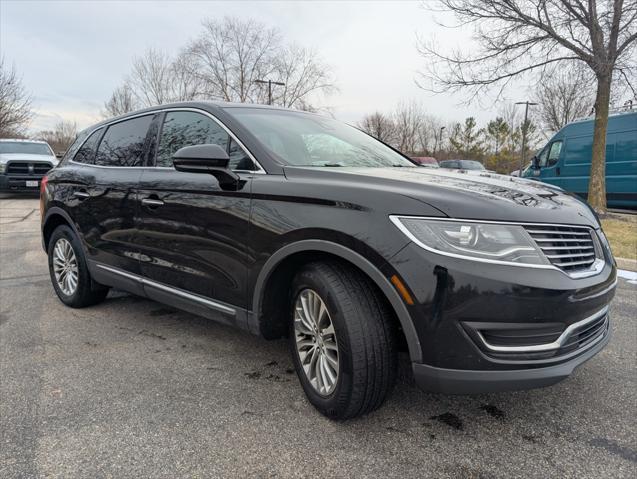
[[571, 101, 635, 123]]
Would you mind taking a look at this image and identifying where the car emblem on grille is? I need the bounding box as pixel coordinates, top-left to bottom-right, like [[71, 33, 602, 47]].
[[28, 163, 34, 174]]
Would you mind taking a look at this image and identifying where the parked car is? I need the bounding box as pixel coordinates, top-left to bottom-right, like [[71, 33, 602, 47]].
[[523, 110, 637, 209], [41, 102, 616, 419], [410, 156, 439, 168], [439, 159, 486, 171], [0, 139, 58, 192]]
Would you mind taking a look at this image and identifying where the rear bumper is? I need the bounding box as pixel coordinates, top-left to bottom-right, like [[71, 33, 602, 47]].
[[412, 323, 610, 394]]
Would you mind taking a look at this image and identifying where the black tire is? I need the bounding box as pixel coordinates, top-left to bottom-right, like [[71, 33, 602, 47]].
[[47, 225, 109, 308], [289, 261, 397, 419]]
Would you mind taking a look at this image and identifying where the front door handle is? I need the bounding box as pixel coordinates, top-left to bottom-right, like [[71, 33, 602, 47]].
[[141, 197, 164, 208], [73, 190, 90, 200]]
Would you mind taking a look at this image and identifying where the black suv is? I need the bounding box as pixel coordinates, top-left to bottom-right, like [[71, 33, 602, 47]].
[[41, 102, 616, 419]]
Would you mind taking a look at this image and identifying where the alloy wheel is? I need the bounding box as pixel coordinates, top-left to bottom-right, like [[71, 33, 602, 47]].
[[52, 238, 79, 296], [293, 288, 339, 396]]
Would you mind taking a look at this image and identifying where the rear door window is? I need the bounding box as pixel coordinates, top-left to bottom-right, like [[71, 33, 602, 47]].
[[95, 115, 153, 167], [73, 129, 102, 164]]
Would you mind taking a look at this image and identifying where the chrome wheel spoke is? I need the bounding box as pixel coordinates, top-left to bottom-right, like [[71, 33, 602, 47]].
[[51, 238, 79, 296], [293, 288, 339, 396]]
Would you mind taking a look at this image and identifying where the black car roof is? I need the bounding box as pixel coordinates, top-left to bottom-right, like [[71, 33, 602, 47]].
[[88, 101, 303, 131]]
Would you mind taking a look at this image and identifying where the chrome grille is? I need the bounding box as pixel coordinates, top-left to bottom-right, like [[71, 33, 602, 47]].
[[524, 225, 598, 272], [6, 162, 52, 175]]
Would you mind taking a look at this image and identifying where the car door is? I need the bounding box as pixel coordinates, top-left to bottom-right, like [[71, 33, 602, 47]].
[[72, 115, 154, 287], [135, 110, 255, 328]]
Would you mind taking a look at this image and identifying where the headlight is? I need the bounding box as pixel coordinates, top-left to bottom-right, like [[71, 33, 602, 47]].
[[390, 216, 550, 266], [0, 163, 6, 174], [596, 229, 614, 260]]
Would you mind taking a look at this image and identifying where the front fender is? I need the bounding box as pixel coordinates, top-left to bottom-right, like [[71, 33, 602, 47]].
[[250, 239, 422, 363]]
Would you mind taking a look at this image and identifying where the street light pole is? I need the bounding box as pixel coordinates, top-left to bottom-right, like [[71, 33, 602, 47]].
[[435, 126, 446, 157], [254, 79, 285, 105], [515, 101, 538, 175]]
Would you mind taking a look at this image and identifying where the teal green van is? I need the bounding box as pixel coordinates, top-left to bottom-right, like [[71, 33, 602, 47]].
[[524, 110, 637, 208]]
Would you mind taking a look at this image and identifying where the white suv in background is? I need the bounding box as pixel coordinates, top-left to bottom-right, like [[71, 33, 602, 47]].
[[0, 139, 58, 192]]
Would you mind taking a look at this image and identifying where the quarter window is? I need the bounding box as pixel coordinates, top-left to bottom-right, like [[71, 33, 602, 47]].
[[95, 115, 153, 167], [73, 129, 102, 164]]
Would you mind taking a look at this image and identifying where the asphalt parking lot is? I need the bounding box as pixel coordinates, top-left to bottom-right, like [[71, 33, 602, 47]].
[[1, 195, 636, 478]]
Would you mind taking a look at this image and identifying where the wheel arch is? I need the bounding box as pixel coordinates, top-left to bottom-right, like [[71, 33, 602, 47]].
[[251, 240, 422, 363], [42, 207, 82, 252]]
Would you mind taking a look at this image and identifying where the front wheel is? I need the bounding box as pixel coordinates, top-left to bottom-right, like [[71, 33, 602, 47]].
[[289, 261, 397, 419]]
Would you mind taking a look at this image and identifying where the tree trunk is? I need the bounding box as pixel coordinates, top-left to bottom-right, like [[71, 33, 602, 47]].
[[587, 74, 611, 212]]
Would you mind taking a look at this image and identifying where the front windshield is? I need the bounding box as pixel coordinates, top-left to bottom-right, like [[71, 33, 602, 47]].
[[0, 142, 53, 156], [460, 160, 485, 170], [225, 108, 415, 168]]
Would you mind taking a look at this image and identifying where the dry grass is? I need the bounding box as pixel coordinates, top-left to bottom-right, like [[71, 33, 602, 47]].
[[600, 214, 637, 261]]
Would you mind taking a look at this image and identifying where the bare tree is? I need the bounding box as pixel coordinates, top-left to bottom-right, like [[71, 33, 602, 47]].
[[0, 57, 33, 137], [185, 17, 281, 103], [417, 0, 637, 211], [36, 120, 78, 154], [128, 48, 202, 107], [103, 83, 137, 118], [184, 17, 334, 108], [357, 111, 396, 144], [273, 45, 335, 108], [535, 67, 595, 133], [393, 102, 424, 154]]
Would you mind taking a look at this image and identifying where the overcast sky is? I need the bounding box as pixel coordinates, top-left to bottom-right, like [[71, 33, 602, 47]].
[[1, 0, 527, 132]]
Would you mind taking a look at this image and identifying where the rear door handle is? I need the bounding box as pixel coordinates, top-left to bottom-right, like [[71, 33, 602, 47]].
[[141, 198, 164, 208]]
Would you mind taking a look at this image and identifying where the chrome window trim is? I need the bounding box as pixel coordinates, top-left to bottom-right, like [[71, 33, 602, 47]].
[[389, 215, 607, 278], [69, 107, 265, 174], [95, 263, 236, 316], [475, 306, 609, 353]]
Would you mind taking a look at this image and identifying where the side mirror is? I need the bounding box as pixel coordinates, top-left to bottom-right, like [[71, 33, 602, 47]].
[[56, 152, 64, 159], [530, 155, 540, 170], [172, 144, 240, 189]]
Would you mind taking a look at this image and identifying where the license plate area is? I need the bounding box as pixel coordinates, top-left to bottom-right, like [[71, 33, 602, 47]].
[[26, 180, 39, 187]]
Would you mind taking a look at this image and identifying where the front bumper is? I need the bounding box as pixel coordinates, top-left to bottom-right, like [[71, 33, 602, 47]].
[[413, 323, 610, 393], [386, 239, 616, 394], [0, 174, 45, 191]]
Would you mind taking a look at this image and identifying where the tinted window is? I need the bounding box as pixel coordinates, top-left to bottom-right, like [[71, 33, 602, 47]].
[[156, 111, 230, 168], [73, 129, 102, 164], [62, 131, 89, 163], [95, 115, 153, 167], [228, 138, 255, 170]]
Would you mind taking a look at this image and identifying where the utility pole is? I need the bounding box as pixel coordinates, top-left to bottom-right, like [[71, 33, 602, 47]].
[[434, 126, 445, 157], [515, 101, 537, 174], [254, 79, 285, 105]]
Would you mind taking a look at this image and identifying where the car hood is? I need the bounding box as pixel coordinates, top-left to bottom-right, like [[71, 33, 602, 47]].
[[283, 166, 599, 227], [0, 153, 56, 164]]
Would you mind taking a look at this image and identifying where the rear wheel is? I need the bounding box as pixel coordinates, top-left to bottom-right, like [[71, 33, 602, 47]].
[[289, 261, 397, 419], [47, 225, 109, 307]]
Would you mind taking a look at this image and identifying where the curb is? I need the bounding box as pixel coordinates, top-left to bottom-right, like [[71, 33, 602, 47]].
[[616, 257, 637, 272]]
